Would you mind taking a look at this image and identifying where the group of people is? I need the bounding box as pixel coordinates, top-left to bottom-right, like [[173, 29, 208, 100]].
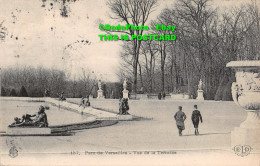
[[174, 105, 203, 136], [10, 105, 48, 128], [158, 92, 166, 100]]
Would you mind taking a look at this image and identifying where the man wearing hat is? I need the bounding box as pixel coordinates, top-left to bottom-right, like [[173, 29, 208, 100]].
[[191, 105, 203, 135], [174, 106, 186, 136]]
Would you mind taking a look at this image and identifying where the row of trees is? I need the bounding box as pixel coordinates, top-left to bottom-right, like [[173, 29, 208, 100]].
[[0, 66, 124, 98], [1, 0, 259, 100], [1, 86, 28, 97], [109, 0, 260, 100]]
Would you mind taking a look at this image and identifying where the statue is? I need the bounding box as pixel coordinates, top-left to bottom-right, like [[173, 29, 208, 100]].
[[123, 78, 127, 90], [9, 105, 48, 128], [98, 80, 102, 90], [110, 91, 114, 99], [117, 97, 133, 120], [119, 98, 130, 115], [44, 88, 50, 97], [198, 79, 203, 90], [59, 92, 66, 101], [197, 79, 204, 100], [79, 96, 90, 107], [85, 95, 90, 106], [97, 80, 104, 99], [122, 78, 129, 98]]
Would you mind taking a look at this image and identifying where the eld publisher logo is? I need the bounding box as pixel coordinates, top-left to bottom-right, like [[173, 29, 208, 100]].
[[9, 146, 18, 158], [233, 145, 252, 157]]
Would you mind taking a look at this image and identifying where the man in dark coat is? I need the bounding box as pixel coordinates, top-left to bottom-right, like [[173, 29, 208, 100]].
[[174, 106, 186, 136], [158, 92, 162, 100], [191, 105, 203, 135], [162, 92, 166, 100]]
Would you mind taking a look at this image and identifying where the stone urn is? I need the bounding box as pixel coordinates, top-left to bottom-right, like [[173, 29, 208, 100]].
[[226, 61, 260, 151]]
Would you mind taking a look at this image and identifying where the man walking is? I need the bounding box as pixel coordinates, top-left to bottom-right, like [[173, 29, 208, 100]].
[[174, 106, 186, 136], [191, 105, 203, 135]]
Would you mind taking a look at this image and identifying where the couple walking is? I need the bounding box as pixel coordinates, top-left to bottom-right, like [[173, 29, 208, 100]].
[[174, 105, 203, 136]]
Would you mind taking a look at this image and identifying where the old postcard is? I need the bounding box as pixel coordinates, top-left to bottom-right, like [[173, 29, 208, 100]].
[[0, 0, 260, 165]]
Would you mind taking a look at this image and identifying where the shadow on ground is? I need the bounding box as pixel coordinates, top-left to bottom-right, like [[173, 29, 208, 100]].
[[182, 132, 230, 137]]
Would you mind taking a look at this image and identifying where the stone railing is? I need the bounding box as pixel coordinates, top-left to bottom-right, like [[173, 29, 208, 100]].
[[170, 93, 189, 100]]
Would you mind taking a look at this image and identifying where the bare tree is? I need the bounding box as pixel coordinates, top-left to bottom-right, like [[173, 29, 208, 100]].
[[78, 68, 97, 97], [139, 40, 158, 92], [107, 0, 158, 93]]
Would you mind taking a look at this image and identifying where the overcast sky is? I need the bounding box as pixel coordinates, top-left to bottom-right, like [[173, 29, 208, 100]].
[[0, 0, 257, 82]]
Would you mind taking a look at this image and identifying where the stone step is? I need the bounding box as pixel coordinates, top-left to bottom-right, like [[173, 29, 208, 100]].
[[6, 127, 51, 135]]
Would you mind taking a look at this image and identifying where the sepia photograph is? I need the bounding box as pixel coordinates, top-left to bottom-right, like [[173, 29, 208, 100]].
[[0, 0, 260, 165]]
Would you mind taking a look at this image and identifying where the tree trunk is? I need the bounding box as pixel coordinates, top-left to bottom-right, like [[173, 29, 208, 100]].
[[133, 59, 138, 93], [138, 61, 143, 90], [160, 44, 167, 92]]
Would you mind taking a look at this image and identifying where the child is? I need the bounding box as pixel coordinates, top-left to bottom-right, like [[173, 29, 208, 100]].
[[191, 105, 203, 135]]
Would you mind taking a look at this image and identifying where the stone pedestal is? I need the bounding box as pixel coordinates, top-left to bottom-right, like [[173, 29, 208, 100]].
[[231, 128, 260, 151], [117, 114, 133, 121], [231, 110, 260, 151], [227, 60, 260, 152], [6, 127, 51, 135], [97, 89, 104, 99], [197, 90, 204, 100], [123, 90, 129, 99]]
